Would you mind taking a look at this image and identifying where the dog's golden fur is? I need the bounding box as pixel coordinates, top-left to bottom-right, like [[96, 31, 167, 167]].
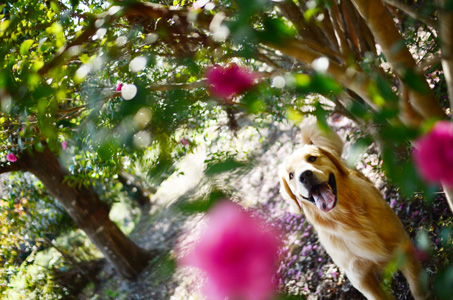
[[279, 122, 424, 300]]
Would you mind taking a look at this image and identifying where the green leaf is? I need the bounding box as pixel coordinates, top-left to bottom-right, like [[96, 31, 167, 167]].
[[70, 0, 80, 8], [376, 75, 398, 103], [346, 137, 371, 167], [260, 17, 296, 44], [311, 73, 342, 95], [98, 141, 116, 161], [20, 40, 34, 55], [434, 264, 453, 300], [294, 74, 310, 88], [286, 107, 304, 124], [205, 157, 248, 177], [178, 190, 226, 214], [402, 68, 430, 94], [0, 20, 10, 33], [304, 8, 321, 21]]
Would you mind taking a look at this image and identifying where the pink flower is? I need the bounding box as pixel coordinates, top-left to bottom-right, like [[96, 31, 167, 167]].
[[62, 141, 68, 150], [179, 201, 281, 300], [180, 138, 190, 146], [414, 247, 429, 263], [413, 121, 453, 187], [6, 153, 17, 162], [206, 64, 256, 101], [115, 83, 123, 92]]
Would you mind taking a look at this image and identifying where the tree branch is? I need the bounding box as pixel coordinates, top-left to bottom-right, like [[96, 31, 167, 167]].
[[442, 185, 453, 212], [38, 5, 125, 77], [436, 0, 453, 114], [265, 39, 378, 111], [0, 162, 22, 174], [276, 1, 320, 42], [38, 22, 97, 77], [382, 0, 437, 28], [340, 0, 377, 55], [327, 2, 351, 58], [146, 79, 207, 92], [277, 1, 341, 58]]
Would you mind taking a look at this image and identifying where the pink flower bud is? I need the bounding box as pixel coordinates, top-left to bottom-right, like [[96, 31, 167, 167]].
[[413, 121, 453, 187], [206, 64, 256, 101], [62, 141, 68, 150], [115, 83, 123, 92], [180, 138, 190, 146], [6, 153, 17, 162]]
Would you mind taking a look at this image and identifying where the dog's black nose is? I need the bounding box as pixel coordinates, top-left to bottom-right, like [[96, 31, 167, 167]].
[[300, 170, 313, 183]]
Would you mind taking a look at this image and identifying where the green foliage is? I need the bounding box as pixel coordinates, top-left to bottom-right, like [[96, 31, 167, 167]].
[[205, 156, 249, 177], [0, 173, 102, 299], [178, 189, 228, 214]]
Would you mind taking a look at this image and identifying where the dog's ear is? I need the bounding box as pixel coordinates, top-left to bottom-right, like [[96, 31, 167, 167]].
[[279, 166, 302, 213], [300, 121, 343, 157], [319, 146, 348, 176]]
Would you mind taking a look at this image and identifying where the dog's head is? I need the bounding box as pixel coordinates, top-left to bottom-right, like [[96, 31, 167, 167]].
[[279, 144, 348, 214]]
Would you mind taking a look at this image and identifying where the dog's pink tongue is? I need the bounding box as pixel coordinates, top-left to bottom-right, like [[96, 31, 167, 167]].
[[313, 185, 336, 212]]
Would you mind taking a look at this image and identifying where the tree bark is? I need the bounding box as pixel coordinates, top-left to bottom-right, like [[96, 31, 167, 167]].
[[118, 172, 153, 207], [437, 0, 453, 112], [18, 146, 151, 279], [266, 39, 377, 111], [351, 0, 446, 122], [382, 0, 437, 28]]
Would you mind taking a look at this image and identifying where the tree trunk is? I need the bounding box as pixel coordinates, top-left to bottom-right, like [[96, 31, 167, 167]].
[[118, 172, 153, 208], [437, 0, 453, 113], [18, 146, 151, 279], [351, 0, 446, 121]]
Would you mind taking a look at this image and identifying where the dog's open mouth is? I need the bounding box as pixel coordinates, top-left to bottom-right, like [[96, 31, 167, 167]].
[[307, 174, 337, 212]]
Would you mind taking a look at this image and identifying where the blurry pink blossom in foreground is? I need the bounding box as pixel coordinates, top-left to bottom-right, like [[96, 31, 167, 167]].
[[206, 64, 256, 101], [62, 141, 68, 150], [6, 153, 17, 162], [115, 83, 123, 92], [179, 201, 281, 300], [413, 121, 453, 186]]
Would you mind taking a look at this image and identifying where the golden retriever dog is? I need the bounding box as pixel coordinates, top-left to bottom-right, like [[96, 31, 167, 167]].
[[279, 122, 425, 300]]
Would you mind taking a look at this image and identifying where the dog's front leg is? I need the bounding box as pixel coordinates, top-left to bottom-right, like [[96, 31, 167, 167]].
[[346, 267, 394, 300]]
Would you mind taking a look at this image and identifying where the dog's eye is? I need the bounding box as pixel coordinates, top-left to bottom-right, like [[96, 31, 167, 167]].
[[289, 172, 294, 180], [307, 156, 317, 163]]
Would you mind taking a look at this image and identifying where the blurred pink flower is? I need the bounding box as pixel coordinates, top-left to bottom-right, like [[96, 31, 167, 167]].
[[180, 138, 190, 146], [180, 201, 281, 300], [414, 247, 429, 263], [115, 83, 123, 92], [206, 64, 256, 101], [413, 121, 453, 187], [6, 153, 17, 162], [62, 141, 68, 150]]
